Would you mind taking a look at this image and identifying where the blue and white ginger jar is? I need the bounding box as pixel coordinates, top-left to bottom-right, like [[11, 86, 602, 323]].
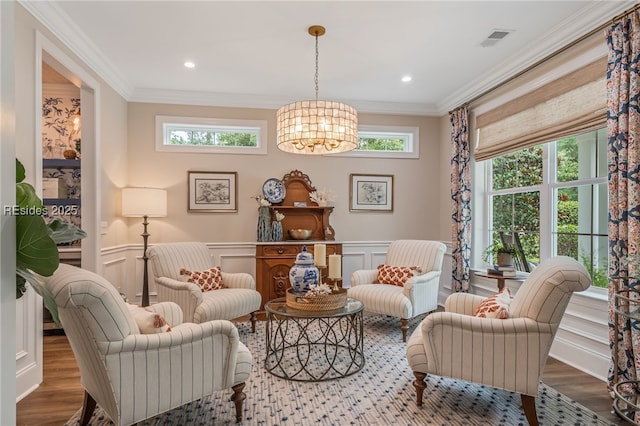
[[289, 246, 319, 294]]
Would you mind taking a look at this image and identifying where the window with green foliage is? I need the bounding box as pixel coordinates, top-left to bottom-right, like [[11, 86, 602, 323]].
[[155, 116, 268, 154], [339, 125, 419, 158], [482, 127, 608, 289]]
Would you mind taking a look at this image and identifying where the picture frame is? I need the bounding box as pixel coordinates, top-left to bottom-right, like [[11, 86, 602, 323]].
[[188, 171, 237, 213], [349, 174, 394, 212]]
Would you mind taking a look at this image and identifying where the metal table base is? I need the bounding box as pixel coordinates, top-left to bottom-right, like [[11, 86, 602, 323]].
[[264, 298, 364, 382]]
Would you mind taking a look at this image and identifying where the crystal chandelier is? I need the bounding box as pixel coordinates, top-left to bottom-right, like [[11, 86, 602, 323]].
[[276, 26, 358, 155]]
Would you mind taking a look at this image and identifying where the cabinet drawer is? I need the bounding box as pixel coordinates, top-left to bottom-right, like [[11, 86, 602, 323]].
[[257, 245, 301, 257]]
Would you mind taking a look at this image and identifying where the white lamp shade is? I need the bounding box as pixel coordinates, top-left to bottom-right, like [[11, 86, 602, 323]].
[[122, 188, 167, 217]]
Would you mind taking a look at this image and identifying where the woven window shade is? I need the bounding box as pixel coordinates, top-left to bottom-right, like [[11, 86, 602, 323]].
[[474, 58, 607, 161]]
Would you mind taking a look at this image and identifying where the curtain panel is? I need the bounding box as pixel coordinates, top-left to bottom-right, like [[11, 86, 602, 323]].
[[606, 10, 640, 399], [450, 106, 471, 292], [474, 57, 607, 161]]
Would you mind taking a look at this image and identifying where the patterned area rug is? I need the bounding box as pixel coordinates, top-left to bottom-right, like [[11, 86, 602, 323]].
[[67, 314, 613, 425]]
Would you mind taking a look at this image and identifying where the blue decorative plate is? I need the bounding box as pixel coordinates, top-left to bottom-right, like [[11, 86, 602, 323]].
[[262, 178, 286, 204]]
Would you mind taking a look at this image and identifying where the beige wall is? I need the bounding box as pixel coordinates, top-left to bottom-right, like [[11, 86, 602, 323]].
[[99, 85, 129, 248], [127, 103, 444, 243]]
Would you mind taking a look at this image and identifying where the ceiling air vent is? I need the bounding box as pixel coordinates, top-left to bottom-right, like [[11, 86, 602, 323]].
[[480, 29, 513, 47]]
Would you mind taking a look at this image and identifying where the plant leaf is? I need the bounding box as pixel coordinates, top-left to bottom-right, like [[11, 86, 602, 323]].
[[16, 158, 25, 183], [15, 180, 63, 277], [16, 182, 43, 210], [16, 214, 59, 276], [47, 219, 87, 244]]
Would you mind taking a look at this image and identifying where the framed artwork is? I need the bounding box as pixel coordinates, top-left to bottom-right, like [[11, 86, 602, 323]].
[[349, 174, 394, 212], [188, 171, 237, 212]]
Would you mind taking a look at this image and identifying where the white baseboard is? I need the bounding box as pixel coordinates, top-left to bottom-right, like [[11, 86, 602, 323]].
[[549, 335, 609, 382]]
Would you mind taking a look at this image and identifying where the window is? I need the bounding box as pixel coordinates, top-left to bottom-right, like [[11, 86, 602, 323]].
[[338, 125, 419, 158], [477, 127, 608, 289], [155, 116, 268, 154]]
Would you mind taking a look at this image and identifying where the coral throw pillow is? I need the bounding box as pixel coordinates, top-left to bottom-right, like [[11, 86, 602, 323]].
[[126, 304, 171, 334], [473, 289, 511, 319], [180, 266, 224, 292], [377, 264, 422, 287]]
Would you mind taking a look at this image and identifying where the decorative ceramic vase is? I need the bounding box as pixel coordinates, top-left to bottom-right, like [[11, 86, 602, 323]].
[[257, 206, 272, 242], [289, 246, 319, 294], [272, 221, 283, 242]]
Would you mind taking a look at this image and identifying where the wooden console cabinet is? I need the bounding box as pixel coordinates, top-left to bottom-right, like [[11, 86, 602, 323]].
[[270, 169, 336, 241], [255, 242, 343, 310], [256, 170, 342, 310]]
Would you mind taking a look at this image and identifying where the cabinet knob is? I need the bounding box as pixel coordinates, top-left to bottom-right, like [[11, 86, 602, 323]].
[[277, 247, 284, 254]]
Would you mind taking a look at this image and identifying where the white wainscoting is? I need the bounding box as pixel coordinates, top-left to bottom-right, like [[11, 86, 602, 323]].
[[100, 241, 608, 382], [15, 287, 42, 402], [102, 243, 258, 304], [103, 240, 453, 305]]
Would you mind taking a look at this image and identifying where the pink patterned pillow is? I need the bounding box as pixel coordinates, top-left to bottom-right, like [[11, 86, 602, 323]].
[[180, 266, 224, 292], [376, 264, 422, 287], [473, 289, 511, 319]]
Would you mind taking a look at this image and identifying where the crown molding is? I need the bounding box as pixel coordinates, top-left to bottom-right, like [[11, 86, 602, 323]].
[[19, 0, 134, 100], [130, 88, 439, 116], [21, 0, 633, 118], [437, 1, 634, 114]]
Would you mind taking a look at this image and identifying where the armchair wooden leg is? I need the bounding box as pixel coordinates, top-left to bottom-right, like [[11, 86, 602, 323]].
[[412, 371, 427, 407], [521, 394, 539, 426], [401, 318, 408, 342], [231, 382, 246, 423], [250, 311, 257, 333], [80, 390, 97, 426]]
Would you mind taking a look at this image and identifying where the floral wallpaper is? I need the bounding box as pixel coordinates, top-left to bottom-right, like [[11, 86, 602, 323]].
[[42, 88, 82, 241], [42, 95, 81, 159]]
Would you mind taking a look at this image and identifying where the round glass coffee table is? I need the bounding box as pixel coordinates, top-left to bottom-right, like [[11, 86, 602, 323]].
[[264, 297, 364, 381]]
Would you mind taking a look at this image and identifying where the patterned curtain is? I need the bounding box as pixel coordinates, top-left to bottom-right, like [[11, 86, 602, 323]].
[[450, 106, 471, 292], [607, 11, 640, 396]]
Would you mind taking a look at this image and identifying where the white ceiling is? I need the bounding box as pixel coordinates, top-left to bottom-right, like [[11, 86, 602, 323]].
[[25, 1, 635, 116]]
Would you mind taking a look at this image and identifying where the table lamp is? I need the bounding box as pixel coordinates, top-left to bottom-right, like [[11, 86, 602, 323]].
[[122, 187, 167, 306]]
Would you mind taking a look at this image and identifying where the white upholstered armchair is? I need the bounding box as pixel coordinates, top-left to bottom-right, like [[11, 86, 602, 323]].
[[406, 256, 591, 426], [148, 242, 261, 331], [42, 263, 252, 425], [348, 240, 446, 341]]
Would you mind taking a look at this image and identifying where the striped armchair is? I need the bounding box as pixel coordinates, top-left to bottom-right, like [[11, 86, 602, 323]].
[[348, 240, 446, 341], [148, 242, 261, 331], [406, 256, 591, 426], [43, 263, 252, 425]]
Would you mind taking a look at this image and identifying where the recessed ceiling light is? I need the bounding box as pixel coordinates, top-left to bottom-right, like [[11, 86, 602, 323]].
[[184, 61, 195, 69], [401, 75, 412, 83]]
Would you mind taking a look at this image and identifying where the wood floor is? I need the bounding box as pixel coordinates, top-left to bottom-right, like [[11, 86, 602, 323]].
[[17, 334, 626, 426]]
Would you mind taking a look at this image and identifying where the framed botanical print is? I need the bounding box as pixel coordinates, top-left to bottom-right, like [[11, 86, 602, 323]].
[[188, 171, 237, 212], [349, 174, 394, 212]]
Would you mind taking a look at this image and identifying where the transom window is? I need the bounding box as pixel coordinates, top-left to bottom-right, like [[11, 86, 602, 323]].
[[338, 125, 419, 158], [155, 116, 267, 154], [476, 127, 608, 290]]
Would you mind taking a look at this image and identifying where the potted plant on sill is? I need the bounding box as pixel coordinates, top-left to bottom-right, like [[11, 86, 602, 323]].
[[482, 239, 516, 267], [15, 158, 86, 325]]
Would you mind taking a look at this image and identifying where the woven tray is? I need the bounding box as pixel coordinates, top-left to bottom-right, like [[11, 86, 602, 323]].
[[286, 288, 347, 311]]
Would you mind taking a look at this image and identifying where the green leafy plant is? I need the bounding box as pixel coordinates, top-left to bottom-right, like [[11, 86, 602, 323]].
[[482, 239, 515, 265], [15, 158, 86, 324]]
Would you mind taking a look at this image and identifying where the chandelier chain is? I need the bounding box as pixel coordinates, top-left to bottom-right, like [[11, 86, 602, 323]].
[[314, 32, 319, 101]]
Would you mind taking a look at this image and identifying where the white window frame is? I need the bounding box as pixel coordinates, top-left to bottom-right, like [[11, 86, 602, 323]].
[[155, 115, 268, 155], [336, 124, 419, 158], [473, 132, 608, 297]]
